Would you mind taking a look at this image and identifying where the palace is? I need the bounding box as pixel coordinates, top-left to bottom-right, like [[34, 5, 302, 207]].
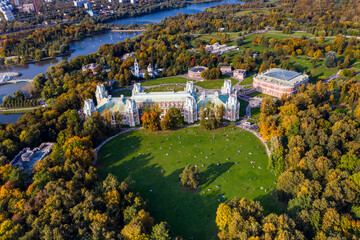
[[83, 80, 240, 127], [253, 68, 309, 98]]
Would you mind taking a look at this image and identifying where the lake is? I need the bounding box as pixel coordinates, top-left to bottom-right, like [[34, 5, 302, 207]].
[[0, 0, 241, 123]]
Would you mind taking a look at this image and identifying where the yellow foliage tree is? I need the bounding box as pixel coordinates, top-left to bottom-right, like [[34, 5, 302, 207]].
[[216, 203, 232, 231]]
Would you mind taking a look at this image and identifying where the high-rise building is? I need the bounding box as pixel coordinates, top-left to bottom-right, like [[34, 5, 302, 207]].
[[33, 0, 39, 12]]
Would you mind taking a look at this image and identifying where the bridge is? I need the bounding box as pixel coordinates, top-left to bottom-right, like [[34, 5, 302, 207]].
[[7, 79, 33, 84]]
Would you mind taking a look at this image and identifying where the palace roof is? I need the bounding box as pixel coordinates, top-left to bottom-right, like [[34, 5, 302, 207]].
[[132, 91, 193, 103], [97, 97, 127, 113], [254, 68, 309, 87]]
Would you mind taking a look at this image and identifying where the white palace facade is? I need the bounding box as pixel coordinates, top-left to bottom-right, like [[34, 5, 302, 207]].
[[83, 80, 240, 127]]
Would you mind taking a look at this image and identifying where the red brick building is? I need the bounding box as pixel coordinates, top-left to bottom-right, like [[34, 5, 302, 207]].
[[253, 68, 309, 98]]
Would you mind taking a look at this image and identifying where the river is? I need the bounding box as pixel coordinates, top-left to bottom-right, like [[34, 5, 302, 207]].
[[0, 0, 240, 123]]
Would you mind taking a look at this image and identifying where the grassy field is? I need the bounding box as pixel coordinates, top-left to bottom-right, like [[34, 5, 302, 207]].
[[145, 85, 185, 93], [353, 62, 360, 69], [288, 57, 338, 80], [248, 91, 275, 98], [267, 31, 315, 38], [239, 99, 249, 118], [111, 90, 132, 97], [97, 126, 282, 239], [239, 75, 254, 85], [195, 78, 238, 89], [192, 32, 240, 45], [251, 107, 261, 119], [141, 77, 189, 86]]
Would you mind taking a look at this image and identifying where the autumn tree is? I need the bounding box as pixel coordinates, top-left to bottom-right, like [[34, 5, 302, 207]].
[[160, 108, 183, 130], [141, 105, 162, 131]]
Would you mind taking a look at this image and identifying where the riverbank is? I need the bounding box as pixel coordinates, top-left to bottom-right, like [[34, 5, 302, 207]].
[[0, 106, 40, 114]]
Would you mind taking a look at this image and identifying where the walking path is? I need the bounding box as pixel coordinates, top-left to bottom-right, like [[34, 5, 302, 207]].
[[93, 127, 140, 161], [94, 120, 270, 164], [236, 120, 270, 157]]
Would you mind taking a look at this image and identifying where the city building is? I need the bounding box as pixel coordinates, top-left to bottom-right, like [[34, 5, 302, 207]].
[[188, 66, 208, 79], [83, 81, 240, 126], [0, 9, 14, 20], [0, 0, 14, 21], [33, 0, 39, 12], [14, 0, 21, 6], [11, 143, 54, 172], [253, 68, 309, 98], [73, 0, 84, 7], [205, 42, 239, 55], [22, 3, 35, 12], [84, 2, 91, 9], [233, 69, 246, 80], [86, 10, 96, 16]]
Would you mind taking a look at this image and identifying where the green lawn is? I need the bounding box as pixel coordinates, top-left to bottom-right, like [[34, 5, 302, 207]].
[[239, 99, 249, 118], [239, 75, 254, 85], [288, 56, 338, 80], [238, 33, 300, 52], [111, 90, 132, 97], [251, 107, 261, 119], [248, 91, 275, 98], [353, 62, 360, 69], [145, 84, 185, 93], [267, 30, 315, 38], [141, 77, 189, 86], [97, 126, 282, 239], [195, 78, 238, 89], [193, 32, 240, 43]]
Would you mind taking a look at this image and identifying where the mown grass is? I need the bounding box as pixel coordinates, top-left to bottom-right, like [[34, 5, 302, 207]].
[[141, 77, 189, 86], [239, 99, 249, 118], [251, 107, 261, 119], [111, 90, 132, 97], [195, 78, 238, 89], [97, 126, 282, 239], [288, 57, 338, 80], [239, 75, 254, 85], [248, 92, 275, 98], [145, 84, 185, 93]]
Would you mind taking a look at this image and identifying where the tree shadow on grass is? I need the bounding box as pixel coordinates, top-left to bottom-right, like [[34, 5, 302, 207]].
[[99, 142, 233, 239], [200, 162, 235, 191], [254, 191, 287, 216]]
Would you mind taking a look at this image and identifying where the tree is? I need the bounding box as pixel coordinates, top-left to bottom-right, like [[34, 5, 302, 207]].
[[200, 102, 225, 130], [160, 108, 183, 130], [62, 136, 93, 167], [13, 90, 25, 101], [151, 222, 171, 240], [216, 203, 232, 232], [179, 165, 199, 190], [236, 38, 244, 46], [59, 44, 70, 54], [141, 105, 162, 131], [324, 51, 336, 68]]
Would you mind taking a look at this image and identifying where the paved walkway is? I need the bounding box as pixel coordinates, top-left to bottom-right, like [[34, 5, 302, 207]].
[[236, 120, 270, 157], [93, 127, 140, 163], [93, 119, 271, 165]]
